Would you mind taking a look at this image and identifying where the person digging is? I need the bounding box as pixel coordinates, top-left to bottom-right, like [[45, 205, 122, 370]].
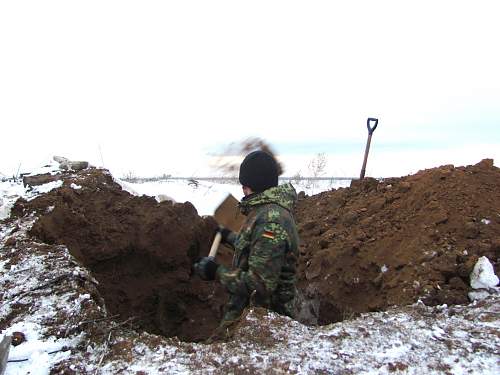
[[194, 150, 300, 341]]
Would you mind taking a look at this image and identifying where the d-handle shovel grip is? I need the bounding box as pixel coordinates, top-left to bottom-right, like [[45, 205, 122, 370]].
[[208, 232, 222, 258], [367, 118, 379, 135]]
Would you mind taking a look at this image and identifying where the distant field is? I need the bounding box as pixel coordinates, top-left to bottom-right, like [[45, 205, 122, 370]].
[[121, 176, 357, 183]]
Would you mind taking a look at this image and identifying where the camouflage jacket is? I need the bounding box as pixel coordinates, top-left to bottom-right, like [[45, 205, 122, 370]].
[[216, 183, 300, 313]]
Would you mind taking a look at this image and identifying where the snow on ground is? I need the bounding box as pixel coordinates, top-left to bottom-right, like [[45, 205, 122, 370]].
[[0, 214, 102, 375], [3, 321, 79, 375], [36, 297, 500, 374], [0, 161, 67, 220], [1, 164, 349, 221], [0, 181, 26, 220], [1, 165, 499, 374], [117, 178, 351, 216], [116, 178, 245, 216]]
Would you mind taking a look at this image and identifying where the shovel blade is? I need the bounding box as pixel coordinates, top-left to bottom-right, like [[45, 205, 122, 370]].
[[214, 194, 245, 232]]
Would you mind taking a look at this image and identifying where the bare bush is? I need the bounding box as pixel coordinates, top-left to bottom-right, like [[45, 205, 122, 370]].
[[307, 153, 328, 193], [308, 153, 327, 178], [122, 171, 137, 182]]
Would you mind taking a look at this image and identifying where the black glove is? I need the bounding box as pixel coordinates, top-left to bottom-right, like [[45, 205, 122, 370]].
[[194, 256, 219, 281], [218, 225, 232, 244]]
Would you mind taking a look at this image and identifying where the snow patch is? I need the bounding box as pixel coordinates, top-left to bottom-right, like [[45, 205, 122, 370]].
[[0, 202, 11, 220], [468, 289, 493, 301], [0, 180, 27, 220], [113, 177, 139, 196], [70, 183, 82, 190], [125, 179, 244, 216], [155, 194, 175, 203], [0, 259, 8, 272], [21, 159, 63, 177], [2, 321, 78, 375], [26, 180, 63, 201], [481, 218, 491, 225]]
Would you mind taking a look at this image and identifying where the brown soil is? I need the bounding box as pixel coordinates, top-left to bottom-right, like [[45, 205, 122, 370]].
[[295, 159, 500, 324], [11, 159, 500, 342], [13, 168, 227, 342]]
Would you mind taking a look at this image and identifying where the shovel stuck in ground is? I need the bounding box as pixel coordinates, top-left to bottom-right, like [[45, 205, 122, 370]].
[[360, 117, 379, 179]]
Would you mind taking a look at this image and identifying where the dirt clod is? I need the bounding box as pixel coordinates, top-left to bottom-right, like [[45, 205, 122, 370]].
[[11, 331, 26, 346]]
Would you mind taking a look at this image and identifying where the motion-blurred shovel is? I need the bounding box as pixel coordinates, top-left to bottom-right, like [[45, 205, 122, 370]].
[[360, 117, 379, 179]]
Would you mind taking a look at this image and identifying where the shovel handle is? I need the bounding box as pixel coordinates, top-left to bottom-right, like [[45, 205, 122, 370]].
[[208, 232, 222, 258], [367, 118, 378, 135]]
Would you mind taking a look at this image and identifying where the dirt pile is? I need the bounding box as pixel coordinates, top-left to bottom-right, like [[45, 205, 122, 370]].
[[295, 159, 500, 324], [10, 160, 500, 342], [12, 168, 226, 342]]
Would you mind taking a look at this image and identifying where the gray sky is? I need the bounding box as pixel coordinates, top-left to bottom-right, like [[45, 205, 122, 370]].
[[1, 1, 499, 178]]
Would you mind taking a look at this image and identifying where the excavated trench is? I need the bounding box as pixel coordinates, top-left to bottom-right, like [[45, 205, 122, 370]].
[[13, 160, 500, 340], [14, 169, 230, 342]]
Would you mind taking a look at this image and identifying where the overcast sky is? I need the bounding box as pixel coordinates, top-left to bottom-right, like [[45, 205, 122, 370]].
[[1, 1, 499, 178]]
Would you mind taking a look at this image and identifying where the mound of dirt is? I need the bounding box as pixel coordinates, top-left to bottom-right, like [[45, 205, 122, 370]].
[[10, 160, 500, 342], [295, 159, 500, 324], [12, 168, 225, 342]]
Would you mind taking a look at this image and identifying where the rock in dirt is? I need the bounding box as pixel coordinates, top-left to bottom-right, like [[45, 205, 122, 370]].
[[23, 173, 62, 187], [53, 155, 89, 171], [470, 256, 499, 289]]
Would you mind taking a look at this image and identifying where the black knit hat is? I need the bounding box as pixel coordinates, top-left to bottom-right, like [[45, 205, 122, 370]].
[[239, 150, 279, 193]]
